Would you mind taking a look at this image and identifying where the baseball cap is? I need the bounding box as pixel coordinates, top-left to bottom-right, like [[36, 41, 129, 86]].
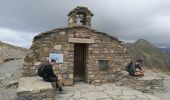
[[50, 59, 56, 63]]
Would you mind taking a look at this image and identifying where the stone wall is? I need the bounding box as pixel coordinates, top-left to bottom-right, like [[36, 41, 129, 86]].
[[84, 29, 130, 84], [22, 27, 130, 85]]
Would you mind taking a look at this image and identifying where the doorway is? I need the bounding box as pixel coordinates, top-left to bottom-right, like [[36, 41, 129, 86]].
[[74, 43, 87, 81]]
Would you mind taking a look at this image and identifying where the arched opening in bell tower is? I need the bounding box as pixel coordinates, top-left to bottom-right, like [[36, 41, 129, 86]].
[[76, 12, 86, 25]]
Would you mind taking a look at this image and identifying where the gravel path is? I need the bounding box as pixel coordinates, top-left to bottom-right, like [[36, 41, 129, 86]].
[[0, 59, 23, 100]]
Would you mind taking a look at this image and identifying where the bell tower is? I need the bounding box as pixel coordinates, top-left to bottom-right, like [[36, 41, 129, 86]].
[[68, 6, 94, 28]]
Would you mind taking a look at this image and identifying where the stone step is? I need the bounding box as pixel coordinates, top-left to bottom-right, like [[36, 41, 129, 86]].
[[16, 76, 54, 100]]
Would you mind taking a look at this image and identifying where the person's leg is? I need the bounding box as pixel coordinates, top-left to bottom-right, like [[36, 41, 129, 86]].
[[54, 76, 63, 91], [56, 81, 63, 91], [129, 71, 135, 76], [134, 71, 144, 77], [49, 77, 62, 91], [56, 78, 67, 93]]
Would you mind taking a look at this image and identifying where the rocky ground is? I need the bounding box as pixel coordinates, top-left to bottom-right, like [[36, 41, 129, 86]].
[[0, 41, 28, 64], [0, 59, 170, 100], [55, 71, 170, 100], [55, 82, 161, 100], [0, 59, 23, 100]]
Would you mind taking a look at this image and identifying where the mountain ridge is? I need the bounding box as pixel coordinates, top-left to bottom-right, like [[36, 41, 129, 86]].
[[0, 41, 28, 63], [124, 39, 170, 70]]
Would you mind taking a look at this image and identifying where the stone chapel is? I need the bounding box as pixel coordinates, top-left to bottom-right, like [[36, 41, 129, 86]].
[[22, 6, 130, 85]]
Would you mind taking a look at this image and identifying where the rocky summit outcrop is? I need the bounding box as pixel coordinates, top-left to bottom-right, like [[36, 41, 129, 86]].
[[125, 39, 170, 70], [0, 41, 28, 63]]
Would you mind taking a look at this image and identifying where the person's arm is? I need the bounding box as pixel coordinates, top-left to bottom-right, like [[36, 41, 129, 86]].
[[46, 65, 56, 77], [137, 65, 144, 72]]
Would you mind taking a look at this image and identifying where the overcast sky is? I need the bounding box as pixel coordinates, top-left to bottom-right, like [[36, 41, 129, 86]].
[[0, 0, 170, 48]]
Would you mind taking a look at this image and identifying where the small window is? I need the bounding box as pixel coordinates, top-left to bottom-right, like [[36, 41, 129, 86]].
[[98, 60, 109, 70]]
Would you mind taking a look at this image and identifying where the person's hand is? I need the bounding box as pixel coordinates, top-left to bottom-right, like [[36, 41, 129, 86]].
[[58, 74, 62, 80], [142, 69, 145, 72]]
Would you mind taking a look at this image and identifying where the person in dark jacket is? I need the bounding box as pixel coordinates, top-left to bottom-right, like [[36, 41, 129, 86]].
[[128, 59, 144, 77], [43, 59, 63, 92]]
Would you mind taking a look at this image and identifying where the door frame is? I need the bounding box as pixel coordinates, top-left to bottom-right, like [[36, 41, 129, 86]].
[[73, 43, 88, 81]]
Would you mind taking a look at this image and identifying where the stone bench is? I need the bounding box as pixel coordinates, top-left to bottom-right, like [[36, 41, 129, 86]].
[[119, 74, 164, 93], [138, 76, 164, 90], [16, 76, 54, 100]]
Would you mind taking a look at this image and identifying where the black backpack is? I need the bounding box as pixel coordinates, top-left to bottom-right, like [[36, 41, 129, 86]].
[[126, 62, 133, 72], [37, 64, 46, 77]]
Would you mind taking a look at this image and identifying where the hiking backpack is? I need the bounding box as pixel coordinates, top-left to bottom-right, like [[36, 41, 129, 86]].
[[125, 62, 133, 72], [37, 64, 46, 77]]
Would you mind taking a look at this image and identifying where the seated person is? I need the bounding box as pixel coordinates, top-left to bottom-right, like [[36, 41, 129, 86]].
[[42, 59, 64, 92], [128, 59, 144, 77]]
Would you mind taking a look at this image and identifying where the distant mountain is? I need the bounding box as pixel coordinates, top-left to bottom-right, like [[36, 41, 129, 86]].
[[160, 47, 170, 62], [0, 41, 28, 63], [124, 39, 170, 70], [160, 47, 170, 53]]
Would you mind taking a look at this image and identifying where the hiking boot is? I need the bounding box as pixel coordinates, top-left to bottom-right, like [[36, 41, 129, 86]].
[[56, 87, 62, 91], [58, 90, 67, 94], [59, 87, 63, 91]]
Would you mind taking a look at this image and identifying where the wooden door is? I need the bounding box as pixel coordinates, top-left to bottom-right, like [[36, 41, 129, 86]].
[[74, 43, 87, 81]]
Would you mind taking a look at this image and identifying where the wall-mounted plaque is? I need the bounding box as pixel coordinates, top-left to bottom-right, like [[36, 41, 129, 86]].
[[49, 53, 63, 63], [74, 31, 90, 38]]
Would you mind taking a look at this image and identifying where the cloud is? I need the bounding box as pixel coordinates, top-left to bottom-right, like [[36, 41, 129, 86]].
[[0, 0, 170, 47], [0, 28, 36, 48]]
